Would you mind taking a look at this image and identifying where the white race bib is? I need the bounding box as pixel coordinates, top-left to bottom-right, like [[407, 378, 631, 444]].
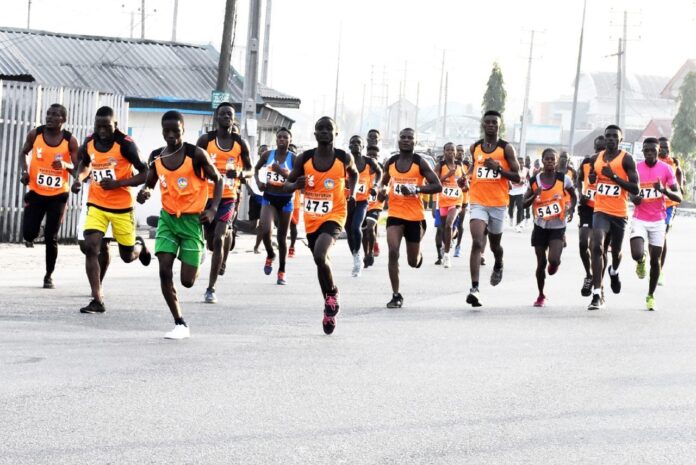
[[536, 202, 562, 220], [368, 191, 378, 203], [443, 187, 461, 198], [304, 198, 332, 216], [596, 182, 621, 197], [92, 168, 116, 183], [267, 171, 285, 185], [584, 188, 596, 201], [356, 183, 367, 194], [639, 187, 662, 200], [393, 183, 415, 196], [36, 172, 63, 188], [475, 166, 500, 180]]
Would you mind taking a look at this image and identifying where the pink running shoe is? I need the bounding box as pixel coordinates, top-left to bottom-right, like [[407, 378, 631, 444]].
[[533, 294, 546, 307]]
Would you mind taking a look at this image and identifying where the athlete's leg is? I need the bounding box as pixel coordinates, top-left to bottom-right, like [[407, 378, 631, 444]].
[[487, 232, 504, 269], [648, 244, 662, 296], [469, 219, 487, 284], [180, 262, 199, 289], [43, 196, 67, 277], [443, 208, 459, 253], [84, 231, 106, 301], [534, 245, 547, 295], [259, 204, 276, 260], [207, 220, 228, 290], [434, 224, 443, 260], [387, 225, 404, 294], [276, 210, 292, 273], [348, 201, 368, 254], [507, 196, 515, 223], [578, 227, 592, 277], [345, 201, 357, 253], [547, 238, 563, 274], [405, 239, 422, 268], [22, 194, 46, 244], [99, 239, 111, 282], [157, 252, 183, 321], [660, 230, 668, 268], [630, 236, 645, 263], [313, 233, 336, 296], [455, 207, 466, 248], [515, 195, 524, 226], [289, 221, 298, 249], [591, 228, 608, 290], [608, 223, 625, 273]]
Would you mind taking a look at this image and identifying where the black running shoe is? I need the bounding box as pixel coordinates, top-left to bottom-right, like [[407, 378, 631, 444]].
[[587, 294, 604, 311], [322, 315, 336, 335], [324, 289, 340, 317], [80, 299, 106, 314], [581, 276, 592, 297], [490, 266, 503, 286], [610, 272, 621, 294], [43, 275, 54, 289], [136, 236, 152, 266], [386, 293, 404, 308], [434, 258, 443, 265], [480, 256, 486, 266], [466, 287, 483, 307]]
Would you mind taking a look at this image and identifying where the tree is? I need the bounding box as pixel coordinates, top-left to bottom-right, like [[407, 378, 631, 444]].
[[481, 62, 507, 136], [672, 71, 696, 159]]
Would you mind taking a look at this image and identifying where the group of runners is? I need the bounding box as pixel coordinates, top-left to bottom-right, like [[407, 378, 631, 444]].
[[18, 104, 685, 339]]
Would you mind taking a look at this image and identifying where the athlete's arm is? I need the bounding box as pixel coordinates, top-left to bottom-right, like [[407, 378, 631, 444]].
[[522, 185, 536, 209], [238, 137, 253, 179], [195, 146, 222, 224], [71, 139, 93, 193], [377, 159, 392, 201], [64, 135, 79, 174], [368, 157, 383, 187], [418, 158, 443, 195], [616, 155, 640, 195], [254, 151, 270, 190], [499, 144, 521, 183], [136, 152, 159, 204], [195, 133, 208, 149], [345, 153, 359, 200], [283, 152, 306, 193], [576, 159, 589, 205], [19, 129, 37, 184], [661, 168, 682, 204], [565, 176, 577, 222]]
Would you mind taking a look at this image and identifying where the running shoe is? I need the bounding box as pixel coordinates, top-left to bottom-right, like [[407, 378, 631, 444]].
[[443, 254, 451, 269], [373, 242, 380, 257], [490, 265, 503, 286], [533, 294, 546, 307], [454, 246, 461, 258], [609, 271, 621, 294], [322, 315, 336, 335], [24, 241, 34, 248], [366, 255, 375, 267], [204, 288, 217, 303], [434, 258, 443, 265], [43, 275, 54, 289], [288, 247, 295, 258], [587, 294, 605, 311], [581, 276, 592, 297], [324, 289, 340, 317], [547, 262, 559, 275], [164, 324, 190, 340], [658, 271, 665, 286], [263, 256, 274, 275], [218, 262, 226, 276], [135, 236, 152, 266], [635, 256, 646, 279], [480, 256, 486, 266], [386, 293, 404, 308], [515, 224, 522, 233], [646, 295, 656, 311], [277, 272, 287, 285], [79, 299, 106, 314], [466, 287, 482, 307]]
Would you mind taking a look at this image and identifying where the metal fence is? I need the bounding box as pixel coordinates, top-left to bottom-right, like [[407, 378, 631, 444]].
[[0, 81, 127, 242]]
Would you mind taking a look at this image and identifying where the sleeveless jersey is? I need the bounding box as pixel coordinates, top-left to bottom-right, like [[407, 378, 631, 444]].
[[530, 172, 566, 222], [205, 131, 243, 200], [387, 154, 426, 221], [469, 140, 511, 207], [28, 126, 72, 196], [265, 150, 293, 188], [301, 149, 349, 234], [437, 162, 464, 209], [86, 133, 135, 211], [355, 161, 373, 202], [581, 159, 597, 209], [593, 150, 630, 218], [660, 156, 679, 209], [153, 143, 208, 217]]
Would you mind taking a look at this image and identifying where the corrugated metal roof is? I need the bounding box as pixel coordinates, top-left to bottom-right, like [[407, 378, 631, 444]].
[[0, 27, 300, 107]]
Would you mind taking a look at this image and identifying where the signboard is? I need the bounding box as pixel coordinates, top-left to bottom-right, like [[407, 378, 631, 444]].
[[211, 91, 230, 110], [619, 142, 633, 153]]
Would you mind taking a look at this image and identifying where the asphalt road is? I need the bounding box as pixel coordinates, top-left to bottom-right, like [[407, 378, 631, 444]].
[[2, 215, 695, 464]]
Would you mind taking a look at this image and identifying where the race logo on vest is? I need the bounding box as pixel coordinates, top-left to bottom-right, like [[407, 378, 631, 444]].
[[36, 147, 43, 159], [177, 177, 189, 189], [108, 157, 118, 166], [159, 174, 168, 188], [307, 174, 315, 188], [324, 179, 335, 190]]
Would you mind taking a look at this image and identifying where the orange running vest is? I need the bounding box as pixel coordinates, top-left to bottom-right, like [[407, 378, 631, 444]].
[[86, 135, 135, 211], [660, 156, 679, 209], [355, 162, 373, 202], [530, 172, 566, 222], [28, 127, 71, 196], [593, 150, 630, 218], [581, 160, 597, 208], [469, 140, 511, 207], [437, 163, 464, 209], [302, 149, 348, 234], [387, 154, 425, 221], [205, 132, 243, 200], [154, 143, 208, 217]]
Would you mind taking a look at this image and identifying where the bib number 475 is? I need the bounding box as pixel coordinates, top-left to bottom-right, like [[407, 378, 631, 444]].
[[304, 199, 331, 214]]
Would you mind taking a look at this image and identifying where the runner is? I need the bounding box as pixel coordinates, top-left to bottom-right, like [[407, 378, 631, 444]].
[[366, 129, 383, 258], [656, 136, 684, 285], [250, 144, 268, 254], [283, 116, 358, 334], [19, 103, 79, 289], [434, 142, 464, 268], [345, 135, 382, 277], [197, 102, 251, 302], [523, 148, 576, 307], [254, 129, 296, 285], [587, 125, 640, 310], [362, 145, 383, 268], [136, 111, 222, 339], [288, 143, 301, 258], [464, 111, 521, 307], [629, 138, 681, 311], [71, 106, 151, 313], [507, 156, 528, 232], [576, 135, 606, 296], [453, 158, 471, 258], [378, 128, 442, 308]]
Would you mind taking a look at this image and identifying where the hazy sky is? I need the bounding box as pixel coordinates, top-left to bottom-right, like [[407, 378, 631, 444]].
[[3, 0, 695, 122]]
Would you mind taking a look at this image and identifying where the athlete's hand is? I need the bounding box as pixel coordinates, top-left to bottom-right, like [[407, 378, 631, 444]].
[[377, 187, 388, 202], [401, 185, 418, 196], [200, 208, 216, 224], [51, 159, 66, 170], [71, 180, 82, 194], [20, 171, 29, 185], [483, 158, 500, 171], [653, 180, 664, 193], [270, 162, 281, 173], [600, 165, 614, 179], [369, 187, 377, 197], [226, 169, 238, 179], [347, 196, 356, 209], [136, 189, 151, 204], [579, 194, 589, 206], [295, 176, 307, 189], [535, 185, 543, 197], [588, 171, 597, 184], [99, 178, 120, 190], [256, 178, 267, 191], [457, 177, 468, 189], [630, 194, 642, 206], [567, 210, 574, 223]]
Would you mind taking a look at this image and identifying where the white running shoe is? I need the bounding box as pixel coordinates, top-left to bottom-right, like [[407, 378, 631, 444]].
[[164, 324, 190, 340], [515, 224, 522, 233], [443, 253, 451, 268], [352, 252, 362, 277]]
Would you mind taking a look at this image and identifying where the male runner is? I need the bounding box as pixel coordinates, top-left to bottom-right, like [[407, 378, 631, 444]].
[[434, 142, 464, 268], [345, 135, 382, 277], [19, 103, 79, 289], [587, 125, 639, 310], [629, 138, 681, 311], [71, 106, 151, 313], [197, 102, 251, 302], [379, 128, 442, 308], [366, 129, 383, 258], [453, 158, 471, 258], [283, 116, 358, 334], [523, 149, 576, 307], [137, 111, 222, 339], [249, 144, 268, 254], [508, 156, 527, 232], [464, 111, 521, 307], [362, 145, 383, 268], [576, 135, 606, 296], [288, 143, 302, 258], [656, 136, 684, 285], [255, 128, 296, 285]]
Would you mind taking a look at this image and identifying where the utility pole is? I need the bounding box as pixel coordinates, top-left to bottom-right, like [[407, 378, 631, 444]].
[[615, 38, 623, 126], [171, 0, 179, 41], [243, 0, 262, 151], [26, 0, 32, 29], [141, 0, 146, 39], [415, 81, 420, 132], [333, 24, 342, 123], [442, 72, 449, 138], [216, 0, 237, 92], [261, 0, 272, 85], [519, 30, 535, 159], [620, 10, 627, 129], [568, 0, 587, 154], [359, 83, 366, 134], [437, 50, 445, 138], [130, 11, 135, 39]]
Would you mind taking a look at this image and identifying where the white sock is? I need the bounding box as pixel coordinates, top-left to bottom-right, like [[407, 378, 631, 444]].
[[609, 265, 619, 276], [593, 289, 602, 296]]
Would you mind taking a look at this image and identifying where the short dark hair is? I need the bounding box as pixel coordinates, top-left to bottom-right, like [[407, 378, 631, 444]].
[[605, 124, 622, 134], [367, 129, 380, 135], [542, 148, 557, 158], [444, 142, 455, 149], [594, 135, 605, 141], [277, 127, 292, 137], [400, 127, 415, 134], [49, 103, 67, 119], [95, 106, 114, 118], [643, 137, 659, 145], [483, 110, 502, 119], [316, 116, 337, 128], [366, 145, 380, 152], [658, 136, 669, 142], [161, 110, 184, 124], [216, 102, 234, 111]]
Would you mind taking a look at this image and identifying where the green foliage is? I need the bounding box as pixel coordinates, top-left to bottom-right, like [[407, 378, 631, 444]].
[[672, 72, 696, 159], [481, 62, 507, 136]]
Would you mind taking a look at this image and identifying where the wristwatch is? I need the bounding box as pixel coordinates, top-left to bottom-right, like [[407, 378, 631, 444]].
[[496, 166, 503, 174], [414, 186, 421, 194]]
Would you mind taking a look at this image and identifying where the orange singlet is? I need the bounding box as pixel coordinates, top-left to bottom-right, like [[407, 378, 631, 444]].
[[301, 149, 348, 234], [28, 126, 72, 196], [205, 131, 243, 200], [469, 139, 511, 207], [438, 163, 464, 209], [661, 156, 679, 209], [154, 143, 208, 217], [530, 172, 567, 222], [86, 133, 135, 211], [355, 162, 373, 202], [593, 150, 629, 218], [386, 154, 426, 221], [581, 160, 597, 209]]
